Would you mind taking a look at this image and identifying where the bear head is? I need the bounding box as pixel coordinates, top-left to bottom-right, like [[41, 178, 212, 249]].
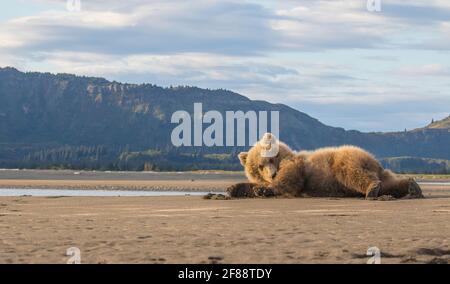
[[238, 133, 294, 184]]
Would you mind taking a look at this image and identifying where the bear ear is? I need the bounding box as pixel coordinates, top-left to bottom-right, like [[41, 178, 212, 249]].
[[262, 132, 273, 140], [238, 152, 248, 166]]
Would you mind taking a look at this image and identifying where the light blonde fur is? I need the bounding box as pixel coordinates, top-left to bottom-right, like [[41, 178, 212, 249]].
[[230, 136, 424, 199]]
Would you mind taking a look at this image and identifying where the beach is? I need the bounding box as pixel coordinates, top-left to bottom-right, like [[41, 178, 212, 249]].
[[0, 171, 449, 264]]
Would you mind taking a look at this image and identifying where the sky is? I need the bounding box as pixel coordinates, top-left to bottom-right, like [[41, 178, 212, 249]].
[[0, 0, 449, 132]]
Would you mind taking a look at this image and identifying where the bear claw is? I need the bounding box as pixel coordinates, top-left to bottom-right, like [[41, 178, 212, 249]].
[[253, 186, 277, 197]]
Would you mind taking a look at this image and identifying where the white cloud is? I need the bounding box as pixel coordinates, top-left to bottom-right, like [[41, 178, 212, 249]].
[[1, 0, 450, 131], [1, 0, 450, 57]]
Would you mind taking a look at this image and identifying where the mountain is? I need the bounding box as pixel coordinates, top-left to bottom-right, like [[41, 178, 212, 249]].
[[1, 67, 449, 171], [427, 116, 450, 129]]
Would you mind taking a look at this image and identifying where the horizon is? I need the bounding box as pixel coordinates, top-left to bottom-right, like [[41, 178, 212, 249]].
[[0, 1, 449, 132]]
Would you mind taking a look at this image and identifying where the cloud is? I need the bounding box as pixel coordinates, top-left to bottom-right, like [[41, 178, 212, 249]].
[[0, 0, 278, 56], [23, 51, 302, 88], [2, 0, 450, 58], [1, 0, 450, 132], [395, 64, 450, 77], [381, 1, 450, 23]]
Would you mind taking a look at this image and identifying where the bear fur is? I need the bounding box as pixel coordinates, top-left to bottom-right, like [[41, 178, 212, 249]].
[[227, 133, 424, 199]]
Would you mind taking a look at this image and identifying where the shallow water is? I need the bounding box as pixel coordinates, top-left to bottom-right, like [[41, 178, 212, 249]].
[[0, 188, 212, 197], [417, 182, 450, 186]]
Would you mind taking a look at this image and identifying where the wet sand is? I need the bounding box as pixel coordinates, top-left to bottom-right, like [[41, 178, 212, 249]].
[[0, 170, 245, 191], [0, 179, 237, 192], [0, 183, 449, 264]]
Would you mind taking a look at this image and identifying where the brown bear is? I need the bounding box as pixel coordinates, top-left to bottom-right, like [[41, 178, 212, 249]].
[[227, 133, 424, 199]]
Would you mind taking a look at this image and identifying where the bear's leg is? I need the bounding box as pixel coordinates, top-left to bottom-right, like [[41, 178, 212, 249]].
[[341, 169, 381, 199], [365, 181, 381, 199], [227, 183, 257, 198], [406, 178, 424, 198], [334, 166, 382, 199], [226, 183, 278, 198], [272, 157, 305, 197], [379, 177, 424, 199]]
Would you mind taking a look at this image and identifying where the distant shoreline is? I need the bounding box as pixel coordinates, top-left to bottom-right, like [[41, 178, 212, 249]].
[[0, 169, 246, 192], [0, 169, 448, 191]]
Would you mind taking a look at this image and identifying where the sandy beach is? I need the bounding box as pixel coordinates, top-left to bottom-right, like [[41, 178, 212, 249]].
[[0, 179, 449, 264]]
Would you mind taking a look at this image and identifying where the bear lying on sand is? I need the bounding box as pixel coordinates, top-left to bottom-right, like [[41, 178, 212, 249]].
[[227, 133, 424, 200]]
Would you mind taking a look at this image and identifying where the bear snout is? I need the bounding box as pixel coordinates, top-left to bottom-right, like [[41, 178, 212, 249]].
[[263, 164, 277, 182]]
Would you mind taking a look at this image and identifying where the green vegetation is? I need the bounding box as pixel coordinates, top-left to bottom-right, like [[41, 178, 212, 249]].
[[381, 157, 450, 174], [0, 145, 241, 171], [401, 174, 450, 180]]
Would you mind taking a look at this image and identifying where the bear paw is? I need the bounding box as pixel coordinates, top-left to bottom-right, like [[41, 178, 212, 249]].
[[203, 193, 230, 200], [253, 185, 277, 198], [376, 195, 396, 201], [226, 183, 257, 198], [404, 179, 424, 199]]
